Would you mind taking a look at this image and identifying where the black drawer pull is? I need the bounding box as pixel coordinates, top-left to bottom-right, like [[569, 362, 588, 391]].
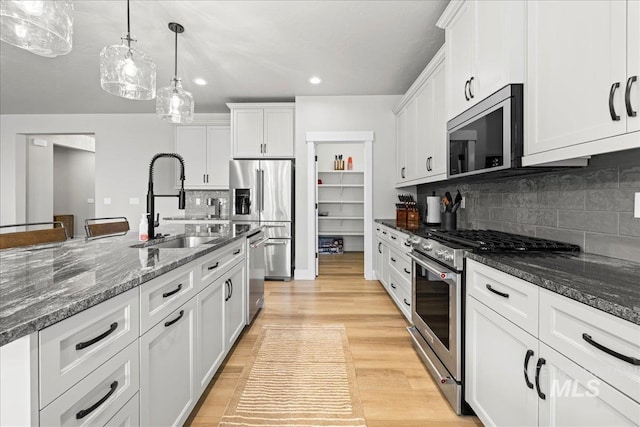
[[233, 249, 241, 255], [403, 298, 410, 307], [404, 242, 411, 247], [626, 76, 637, 117], [378, 242, 382, 254], [524, 349, 534, 389], [390, 283, 397, 289], [164, 310, 184, 327], [207, 262, 219, 271], [486, 284, 509, 298], [609, 82, 621, 121], [464, 80, 470, 101], [582, 333, 640, 365], [225, 280, 230, 301], [404, 268, 411, 274], [382, 231, 387, 235], [535, 358, 546, 400], [229, 278, 233, 299], [76, 322, 118, 350], [162, 283, 182, 298], [76, 381, 118, 419], [468, 76, 474, 98], [391, 257, 396, 262], [390, 235, 397, 240]]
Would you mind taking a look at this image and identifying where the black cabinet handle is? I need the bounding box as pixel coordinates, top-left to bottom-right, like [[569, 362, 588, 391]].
[[207, 262, 219, 271], [535, 358, 546, 400], [76, 380, 118, 419], [404, 267, 411, 274], [609, 82, 621, 121], [164, 310, 184, 327], [233, 249, 241, 255], [468, 76, 474, 98], [378, 242, 382, 254], [464, 80, 470, 101], [390, 257, 396, 262], [524, 349, 534, 389], [403, 298, 411, 307], [582, 333, 640, 365], [625, 76, 637, 117], [404, 242, 411, 247], [486, 284, 509, 298], [401, 167, 406, 179], [224, 280, 230, 301], [229, 279, 233, 299], [390, 235, 397, 240], [382, 231, 387, 235], [76, 322, 118, 350], [162, 283, 182, 298], [390, 283, 397, 289]]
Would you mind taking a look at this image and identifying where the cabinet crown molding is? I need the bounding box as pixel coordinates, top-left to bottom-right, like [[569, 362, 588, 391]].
[[436, 0, 466, 29], [393, 46, 445, 114], [226, 102, 295, 110], [178, 119, 230, 126]]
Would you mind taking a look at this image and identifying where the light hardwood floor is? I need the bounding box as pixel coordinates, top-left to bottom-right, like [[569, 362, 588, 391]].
[[186, 252, 482, 426]]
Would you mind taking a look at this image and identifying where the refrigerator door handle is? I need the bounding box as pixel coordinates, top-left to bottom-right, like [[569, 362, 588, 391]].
[[261, 169, 265, 212], [256, 169, 262, 214]]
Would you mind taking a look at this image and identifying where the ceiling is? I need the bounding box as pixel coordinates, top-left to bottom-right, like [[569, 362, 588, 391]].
[[0, 0, 448, 114]]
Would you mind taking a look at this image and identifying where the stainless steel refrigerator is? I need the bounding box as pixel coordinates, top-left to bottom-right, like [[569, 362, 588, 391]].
[[229, 160, 294, 280]]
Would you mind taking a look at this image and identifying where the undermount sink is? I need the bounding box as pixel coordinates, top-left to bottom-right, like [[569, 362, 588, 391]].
[[133, 236, 218, 249]]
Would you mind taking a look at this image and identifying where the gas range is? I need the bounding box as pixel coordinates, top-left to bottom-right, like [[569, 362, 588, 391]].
[[409, 229, 581, 271]]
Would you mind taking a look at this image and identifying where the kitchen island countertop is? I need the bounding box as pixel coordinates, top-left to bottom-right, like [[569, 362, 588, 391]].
[[0, 223, 259, 346], [374, 219, 640, 325]]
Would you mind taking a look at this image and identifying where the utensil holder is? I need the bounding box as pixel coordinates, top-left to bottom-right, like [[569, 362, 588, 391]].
[[441, 212, 457, 231]]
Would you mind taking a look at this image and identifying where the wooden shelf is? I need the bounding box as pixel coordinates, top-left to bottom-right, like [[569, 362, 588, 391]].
[[318, 216, 364, 220], [318, 200, 364, 204], [318, 232, 364, 236], [318, 170, 364, 174], [317, 184, 364, 188]]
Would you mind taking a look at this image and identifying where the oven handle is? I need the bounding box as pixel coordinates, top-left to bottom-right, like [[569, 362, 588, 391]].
[[408, 252, 457, 283]]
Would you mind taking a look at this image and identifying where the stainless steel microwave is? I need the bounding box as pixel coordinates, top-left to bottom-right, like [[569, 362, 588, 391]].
[[447, 84, 523, 179]]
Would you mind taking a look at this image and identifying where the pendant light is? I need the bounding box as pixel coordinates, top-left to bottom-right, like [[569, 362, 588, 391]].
[[99, 0, 156, 100], [0, 0, 73, 57], [156, 22, 194, 124]]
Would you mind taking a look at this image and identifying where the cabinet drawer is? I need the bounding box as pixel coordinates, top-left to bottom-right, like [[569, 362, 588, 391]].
[[389, 270, 411, 321], [39, 288, 139, 408], [387, 228, 411, 252], [375, 224, 384, 238], [139, 263, 195, 333], [200, 239, 245, 287], [388, 247, 412, 282], [104, 393, 138, 427], [540, 289, 640, 403], [466, 259, 539, 335], [40, 340, 139, 427]]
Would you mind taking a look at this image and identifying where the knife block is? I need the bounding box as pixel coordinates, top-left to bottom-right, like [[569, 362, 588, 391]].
[[396, 208, 407, 225], [407, 209, 420, 230]]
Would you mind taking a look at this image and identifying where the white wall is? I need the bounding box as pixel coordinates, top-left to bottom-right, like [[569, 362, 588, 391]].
[[1, 113, 229, 231], [26, 137, 53, 224], [294, 95, 400, 277], [54, 145, 95, 237]]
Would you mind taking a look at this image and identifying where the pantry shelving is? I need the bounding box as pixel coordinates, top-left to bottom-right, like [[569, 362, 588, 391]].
[[317, 170, 365, 244]]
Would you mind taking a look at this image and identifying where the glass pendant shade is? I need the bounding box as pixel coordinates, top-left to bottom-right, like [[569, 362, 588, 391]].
[[0, 0, 73, 57], [100, 34, 156, 100], [156, 78, 194, 124]]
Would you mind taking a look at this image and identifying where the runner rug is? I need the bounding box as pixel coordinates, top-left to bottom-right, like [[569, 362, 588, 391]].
[[218, 324, 367, 427]]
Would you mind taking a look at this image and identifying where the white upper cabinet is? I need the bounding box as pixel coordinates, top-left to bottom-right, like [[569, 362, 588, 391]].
[[437, 0, 524, 121], [175, 124, 230, 189], [395, 47, 447, 186], [525, 0, 633, 160], [228, 103, 295, 158], [628, 0, 640, 133]]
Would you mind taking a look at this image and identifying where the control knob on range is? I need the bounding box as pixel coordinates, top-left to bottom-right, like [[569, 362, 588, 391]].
[[444, 252, 454, 262], [421, 243, 433, 252], [435, 249, 445, 259]]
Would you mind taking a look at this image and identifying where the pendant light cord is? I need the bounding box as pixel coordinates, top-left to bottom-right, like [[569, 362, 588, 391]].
[[174, 29, 178, 80], [126, 0, 131, 48]]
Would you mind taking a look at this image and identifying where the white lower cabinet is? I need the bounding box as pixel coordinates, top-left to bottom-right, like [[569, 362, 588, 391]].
[[466, 296, 539, 427], [466, 261, 640, 427], [104, 393, 139, 427], [538, 343, 640, 427], [140, 298, 197, 427], [40, 340, 139, 427], [224, 261, 246, 349], [375, 224, 412, 321], [196, 276, 225, 394]]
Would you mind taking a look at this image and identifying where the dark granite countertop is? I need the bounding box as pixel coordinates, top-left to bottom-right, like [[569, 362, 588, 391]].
[[375, 218, 640, 325], [163, 215, 229, 222], [0, 223, 259, 346], [466, 252, 640, 325]]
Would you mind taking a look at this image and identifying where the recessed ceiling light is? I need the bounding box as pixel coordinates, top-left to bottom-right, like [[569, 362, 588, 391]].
[[308, 76, 322, 85], [194, 78, 207, 86]]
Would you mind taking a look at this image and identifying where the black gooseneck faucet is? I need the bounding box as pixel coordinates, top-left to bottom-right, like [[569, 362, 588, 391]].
[[147, 153, 186, 240]]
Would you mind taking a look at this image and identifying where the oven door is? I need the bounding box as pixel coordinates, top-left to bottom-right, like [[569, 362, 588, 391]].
[[409, 251, 461, 381]]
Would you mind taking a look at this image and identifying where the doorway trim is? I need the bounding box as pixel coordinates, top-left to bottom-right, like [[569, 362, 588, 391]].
[[305, 131, 374, 280]]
